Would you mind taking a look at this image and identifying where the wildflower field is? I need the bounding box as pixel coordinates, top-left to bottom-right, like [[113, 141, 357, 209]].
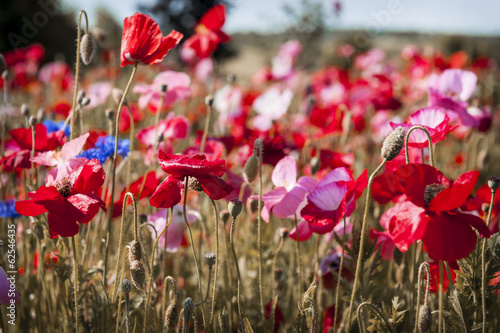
[[1, 3, 500, 333]]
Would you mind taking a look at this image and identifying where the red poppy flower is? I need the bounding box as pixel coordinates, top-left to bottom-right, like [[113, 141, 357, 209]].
[[120, 13, 183, 67], [15, 159, 106, 238], [149, 151, 233, 208], [1, 124, 65, 171], [388, 164, 491, 261]]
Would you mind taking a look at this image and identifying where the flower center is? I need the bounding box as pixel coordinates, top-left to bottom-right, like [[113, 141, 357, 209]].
[[423, 183, 447, 204], [188, 178, 203, 192], [55, 177, 73, 197]]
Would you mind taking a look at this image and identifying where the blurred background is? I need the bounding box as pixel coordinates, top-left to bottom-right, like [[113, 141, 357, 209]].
[[1, 0, 500, 77]]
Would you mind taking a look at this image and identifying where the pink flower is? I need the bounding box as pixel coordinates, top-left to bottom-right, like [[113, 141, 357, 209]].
[[271, 40, 301, 80], [133, 71, 191, 114], [390, 107, 456, 148], [301, 167, 368, 234], [253, 156, 317, 222], [148, 207, 196, 253], [31, 133, 89, 186], [136, 112, 190, 147], [252, 87, 293, 131], [214, 84, 243, 132], [83, 82, 113, 109]]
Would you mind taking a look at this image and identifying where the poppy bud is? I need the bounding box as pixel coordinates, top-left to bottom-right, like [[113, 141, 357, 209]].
[[417, 305, 431, 333], [157, 133, 164, 144], [29, 116, 37, 127], [243, 156, 259, 183], [129, 240, 142, 261], [160, 84, 168, 93], [81, 97, 91, 106], [205, 95, 214, 107], [204, 251, 216, 269], [32, 223, 45, 240], [112, 88, 124, 105], [279, 227, 290, 239], [381, 126, 405, 161], [488, 177, 500, 192], [80, 34, 95, 65], [105, 109, 114, 120], [130, 260, 146, 290], [0, 53, 6, 72], [164, 303, 178, 330], [310, 156, 320, 175], [76, 90, 85, 105], [228, 199, 243, 218], [121, 278, 133, 294], [21, 104, 30, 117], [188, 178, 203, 192], [219, 210, 231, 224], [37, 108, 45, 123], [2, 70, 9, 80], [183, 297, 194, 312]]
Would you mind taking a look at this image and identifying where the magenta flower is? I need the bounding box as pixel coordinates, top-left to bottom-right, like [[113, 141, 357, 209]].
[[301, 167, 367, 234], [148, 207, 196, 253], [30, 133, 89, 186], [133, 71, 191, 114], [252, 87, 293, 131], [390, 107, 457, 148], [252, 156, 317, 222], [136, 112, 190, 147]]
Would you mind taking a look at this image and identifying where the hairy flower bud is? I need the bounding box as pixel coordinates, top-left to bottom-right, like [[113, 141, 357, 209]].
[[21, 104, 30, 117], [160, 84, 168, 93], [77, 90, 86, 105], [310, 156, 320, 175], [129, 240, 142, 261], [488, 177, 500, 192], [279, 227, 290, 239], [228, 199, 243, 218], [204, 251, 216, 269], [130, 260, 146, 290], [183, 297, 194, 312], [164, 303, 178, 331], [80, 97, 91, 106], [418, 305, 431, 333], [188, 178, 203, 192], [37, 108, 45, 123], [381, 126, 405, 161], [2, 70, 9, 81], [80, 34, 95, 65], [121, 278, 133, 294], [243, 156, 259, 183]]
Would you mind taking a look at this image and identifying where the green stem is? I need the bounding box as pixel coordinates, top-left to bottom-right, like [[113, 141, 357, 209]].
[[405, 126, 435, 167], [333, 216, 348, 333], [70, 10, 88, 141], [72, 236, 79, 333], [346, 159, 386, 331], [230, 217, 243, 323], [183, 177, 207, 330], [256, 140, 265, 322], [270, 236, 285, 332], [357, 302, 392, 333], [103, 62, 138, 287], [144, 208, 173, 332], [482, 189, 496, 333], [200, 101, 212, 155], [209, 199, 220, 327], [294, 214, 304, 295]]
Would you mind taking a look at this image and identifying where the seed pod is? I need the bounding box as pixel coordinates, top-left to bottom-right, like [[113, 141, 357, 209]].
[[130, 260, 146, 290], [76, 90, 86, 105], [188, 178, 203, 192], [205, 95, 214, 107], [228, 199, 243, 218], [243, 155, 259, 183], [488, 177, 500, 192], [29, 115, 37, 127], [80, 34, 95, 65], [21, 104, 30, 117], [105, 108, 114, 120], [129, 240, 142, 261], [279, 227, 290, 239], [164, 303, 178, 332], [204, 252, 216, 269], [381, 126, 405, 161], [418, 305, 431, 333], [121, 278, 133, 294]]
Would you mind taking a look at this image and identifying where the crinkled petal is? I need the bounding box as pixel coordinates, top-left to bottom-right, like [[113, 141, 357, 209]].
[[429, 171, 479, 212], [289, 219, 313, 241], [71, 159, 106, 193], [308, 182, 348, 211], [196, 175, 234, 200], [149, 176, 184, 208], [389, 205, 429, 253]]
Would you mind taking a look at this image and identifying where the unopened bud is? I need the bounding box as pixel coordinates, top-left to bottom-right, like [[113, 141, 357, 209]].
[[417, 305, 431, 333], [129, 240, 142, 261], [188, 178, 203, 192], [29, 116, 37, 127], [488, 177, 500, 192], [76, 90, 85, 105], [0, 54, 6, 72], [2, 70, 9, 81], [204, 251, 216, 269], [32, 223, 45, 240], [130, 260, 146, 290], [164, 303, 178, 330], [37, 108, 45, 122], [80, 34, 95, 65], [219, 210, 230, 224], [80, 97, 91, 106], [112, 88, 124, 105], [105, 109, 114, 120], [310, 156, 320, 174], [183, 297, 194, 312], [121, 278, 133, 294], [381, 126, 405, 161], [160, 84, 167, 93], [205, 95, 214, 107], [228, 199, 243, 218], [243, 156, 259, 183], [279, 227, 290, 239], [157, 133, 164, 143], [21, 104, 30, 117]]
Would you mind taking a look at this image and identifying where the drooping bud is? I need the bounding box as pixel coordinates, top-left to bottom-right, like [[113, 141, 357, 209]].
[[129, 240, 142, 261], [204, 251, 216, 269], [21, 104, 30, 117], [188, 178, 203, 192], [130, 260, 146, 290], [417, 305, 431, 333], [228, 199, 243, 218], [205, 95, 214, 107], [0, 53, 6, 72], [80, 34, 95, 65], [381, 126, 405, 161], [219, 210, 230, 224], [121, 278, 133, 294], [243, 156, 259, 183], [488, 177, 500, 192], [164, 303, 178, 331], [28, 115, 37, 127]]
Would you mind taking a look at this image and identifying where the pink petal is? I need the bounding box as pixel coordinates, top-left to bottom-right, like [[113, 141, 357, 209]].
[[61, 133, 89, 161], [308, 182, 348, 211], [289, 219, 313, 241], [317, 167, 352, 187], [272, 156, 297, 189]]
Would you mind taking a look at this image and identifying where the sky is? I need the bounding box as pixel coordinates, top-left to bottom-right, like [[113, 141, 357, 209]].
[[62, 0, 500, 36]]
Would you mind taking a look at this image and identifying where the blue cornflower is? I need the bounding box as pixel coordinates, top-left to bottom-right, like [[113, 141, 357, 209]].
[[78, 136, 130, 165], [0, 200, 20, 219], [43, 120, 71, 138]]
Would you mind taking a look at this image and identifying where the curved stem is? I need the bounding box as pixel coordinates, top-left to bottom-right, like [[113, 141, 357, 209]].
[[346, 160, 386, 331], [230, 217, 243, 323], [183, 177, 207, 330], [209, 199, 220, 327], [293, 214, 304, 295], [256, 140, 265, 322], [414, 262, 430, 333], [70, 10, 88, 140], [104, 62, 138, 287], [72, 236, 79, 333], [357, 302, 392, 333], [115, 247, 130, 333], [270, 237, 285, 332], [112, 192, 137, 302], [333, 216, 348, 333], [144, 208, 173, 332], [405, 126, 435, 167], [162, 276, 177, 328], [482, 189, 496, 333]]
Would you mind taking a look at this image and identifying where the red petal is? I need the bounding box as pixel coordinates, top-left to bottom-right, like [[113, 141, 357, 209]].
[[371, 171, 404, 205], [301, 201, 345, 234], [199, 5, 226, 31], [142, 30, 183, 65], [149, 176, 184, 208], [71, 159, 106, 193], [196, 176, 234, 200], [397, 164, 449, 208], [422, 212, 479, 261], [15, 200, 47, 216], [429, 171, 479, 212], [67, 193, 105, 224], [9, 124, 49, 150], [388, 204, 429, 252], [46, 200, 81, 238], [120, 13, 162, 66], [159, 152, 227, 178]]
